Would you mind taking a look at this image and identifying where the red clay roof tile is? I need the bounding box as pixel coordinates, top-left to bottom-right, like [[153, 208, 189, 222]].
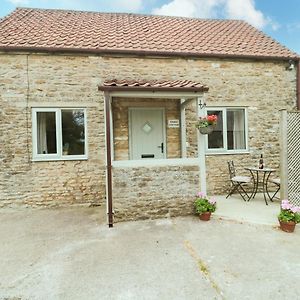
[[99, 79, 209, 92], [0, 7, 298, 59]]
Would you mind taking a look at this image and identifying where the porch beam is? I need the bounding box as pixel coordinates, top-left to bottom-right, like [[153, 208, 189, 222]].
[[107, 91, 204, 99], [180, 98, 187, 158], [104, 91, 114, 228]]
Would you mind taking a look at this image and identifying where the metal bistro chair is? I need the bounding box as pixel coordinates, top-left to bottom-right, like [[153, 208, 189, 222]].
[[226, 161, 252, 201], [266, 177, 280, 201]]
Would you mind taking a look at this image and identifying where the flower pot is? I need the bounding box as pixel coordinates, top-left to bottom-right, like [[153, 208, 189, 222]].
[[198, 125, 214, 135], [199, 212, 211, 221], [279, 220, 296, 233]]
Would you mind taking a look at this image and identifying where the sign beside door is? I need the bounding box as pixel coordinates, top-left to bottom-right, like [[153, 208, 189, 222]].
[[168, 119, 180, 128]]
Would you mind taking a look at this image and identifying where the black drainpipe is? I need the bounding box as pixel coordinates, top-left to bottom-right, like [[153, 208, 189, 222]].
[[104, 91, 114, 227]]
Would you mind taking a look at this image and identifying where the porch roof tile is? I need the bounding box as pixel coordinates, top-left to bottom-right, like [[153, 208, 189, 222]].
[[0, 7, 299, 60], [99, 79, 209, 92]]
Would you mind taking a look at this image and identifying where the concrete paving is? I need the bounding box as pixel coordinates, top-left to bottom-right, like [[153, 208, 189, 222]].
[[1, 205, 300, 300], [215, 193, 280, 225]]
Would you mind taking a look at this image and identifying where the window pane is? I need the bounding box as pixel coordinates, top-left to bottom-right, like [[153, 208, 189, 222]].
[[207, 110, 223, 149], [227, 109, 246, 150], [62, 110, 85, 155], [37, 112, 57, 154]]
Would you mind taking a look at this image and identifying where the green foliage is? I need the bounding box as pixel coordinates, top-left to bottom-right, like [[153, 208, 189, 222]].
[[194, 197, 216, 214], [278, 210, 300, 223], [196, 115, 218, 129]]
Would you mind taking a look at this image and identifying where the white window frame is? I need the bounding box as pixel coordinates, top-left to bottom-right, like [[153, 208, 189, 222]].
[[205, 107, 249, 154], [32, 108, 88, 161]]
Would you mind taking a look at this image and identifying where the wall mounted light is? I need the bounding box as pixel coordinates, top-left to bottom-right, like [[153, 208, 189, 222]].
[[286, 60, 295, 71], [198, 99, 206, 109]]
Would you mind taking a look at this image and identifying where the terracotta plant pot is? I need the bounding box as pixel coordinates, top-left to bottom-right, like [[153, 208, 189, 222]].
[[199, 212, 212, 221], [199, 125, 214, 135], [279, 220, 296, 233]]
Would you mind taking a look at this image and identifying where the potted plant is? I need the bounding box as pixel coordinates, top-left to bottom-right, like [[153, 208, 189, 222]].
[[278, 199, 300, 232], [196, 114, 218, 134], [194, 192, 217, 221]]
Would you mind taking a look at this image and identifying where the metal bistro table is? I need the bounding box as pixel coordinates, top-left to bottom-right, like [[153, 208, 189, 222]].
[[245, 167, 275, 205]]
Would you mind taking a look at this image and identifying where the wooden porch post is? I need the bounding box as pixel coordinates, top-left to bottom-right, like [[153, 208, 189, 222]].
[[280, 109, 288, 200], [197, 95, 207, 194], [180, 98, 187, 158]]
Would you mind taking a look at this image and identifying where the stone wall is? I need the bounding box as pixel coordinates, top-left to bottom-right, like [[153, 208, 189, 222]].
[[185, 100, 198, 158], [0, 52, 297, 219], [0, 54, 106, 207], [112, 164, 199, 221]]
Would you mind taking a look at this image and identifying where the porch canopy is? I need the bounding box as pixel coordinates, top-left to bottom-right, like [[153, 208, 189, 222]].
[[99, 79, 209, 93], [98, 79, 209, 227]]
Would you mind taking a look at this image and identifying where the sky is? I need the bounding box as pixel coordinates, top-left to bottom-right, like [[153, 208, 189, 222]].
[[0, 0, 299, 54]]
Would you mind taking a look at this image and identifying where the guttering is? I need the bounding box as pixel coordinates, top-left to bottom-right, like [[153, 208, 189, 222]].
[[104, 91, 113, 228], [0, 45, 299, 62], [297, 60, 300, 110]]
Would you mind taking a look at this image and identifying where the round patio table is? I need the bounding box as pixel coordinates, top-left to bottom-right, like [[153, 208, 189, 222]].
[[245, 167, 275, 205]]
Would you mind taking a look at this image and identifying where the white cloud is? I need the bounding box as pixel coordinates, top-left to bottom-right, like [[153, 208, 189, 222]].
[[152, 0, 223, 19], [224, 0, 266, 28], [152, 0, 276, 30], [268, 19, 280, 31]]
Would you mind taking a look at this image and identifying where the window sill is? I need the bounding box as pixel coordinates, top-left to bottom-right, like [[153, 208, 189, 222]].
[[206, 150, 250, 155], [32, 156, 88, 162]]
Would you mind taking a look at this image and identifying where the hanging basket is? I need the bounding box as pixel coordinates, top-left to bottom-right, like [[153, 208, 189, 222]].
[[198, 125, 214, 135]]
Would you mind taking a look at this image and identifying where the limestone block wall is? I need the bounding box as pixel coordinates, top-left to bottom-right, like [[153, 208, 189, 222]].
[[0, 54, 106, 207], [112, 97, 181, 160], [0, 52, 297, 212], [112, 164, 199, 221], [185, 101, 198, 158]]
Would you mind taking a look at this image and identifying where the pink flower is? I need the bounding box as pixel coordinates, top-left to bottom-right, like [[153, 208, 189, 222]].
[[281, 202, 292, 210], [197, 191, 206, 198], [209, 197, 216, 205], [291, 206, 300, 213], [281, 199, 292, 210]]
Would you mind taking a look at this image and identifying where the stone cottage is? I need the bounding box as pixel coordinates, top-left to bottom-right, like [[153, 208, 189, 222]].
[[0, 8, 299, 226]]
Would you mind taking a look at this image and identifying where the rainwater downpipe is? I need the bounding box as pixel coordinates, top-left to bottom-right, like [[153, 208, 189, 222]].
[[297, 60, 300, 110], [104, 91, 114, 228]]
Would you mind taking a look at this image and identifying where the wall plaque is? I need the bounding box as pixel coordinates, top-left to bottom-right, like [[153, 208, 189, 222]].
[[168, 119, 180, 128]]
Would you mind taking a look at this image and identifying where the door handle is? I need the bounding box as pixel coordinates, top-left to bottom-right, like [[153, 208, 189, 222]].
[[158, 142, 164, 153]]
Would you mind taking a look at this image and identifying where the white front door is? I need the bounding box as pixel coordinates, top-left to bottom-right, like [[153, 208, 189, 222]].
[[129, 108, 166, 160]]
